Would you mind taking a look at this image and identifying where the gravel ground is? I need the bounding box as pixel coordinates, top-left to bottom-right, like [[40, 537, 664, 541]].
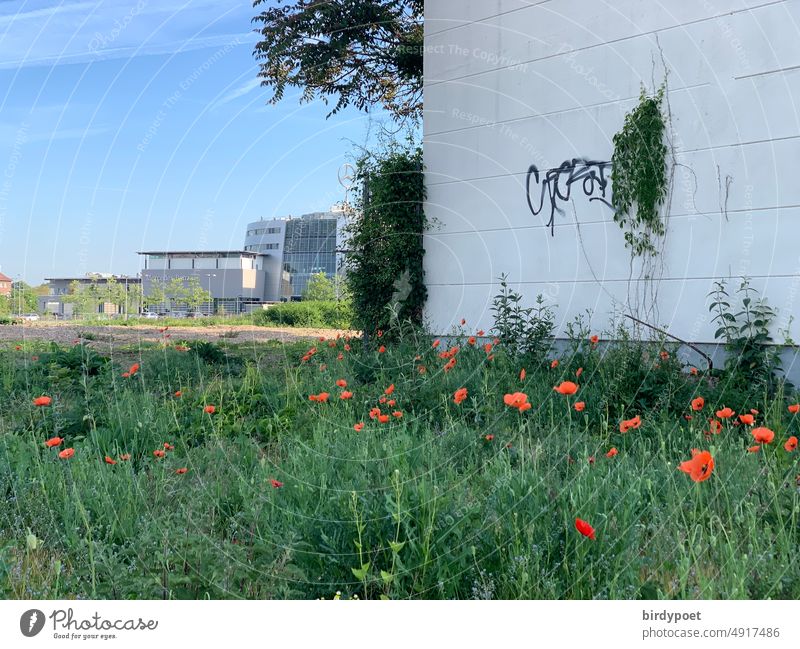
[[0, 321, 355, 352]]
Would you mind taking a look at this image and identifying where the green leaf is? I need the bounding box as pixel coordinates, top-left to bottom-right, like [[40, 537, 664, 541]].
[[351, 562, 370, 580], [380, 570, 394, 584]]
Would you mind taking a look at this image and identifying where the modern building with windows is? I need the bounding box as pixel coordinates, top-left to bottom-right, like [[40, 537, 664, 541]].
[[138, 250, 269, 314], [39, 273, 141, 318], [244, 209, 345, 301]]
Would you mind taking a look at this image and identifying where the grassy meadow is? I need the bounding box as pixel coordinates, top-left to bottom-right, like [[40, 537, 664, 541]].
[[1, 327, 798, 600]]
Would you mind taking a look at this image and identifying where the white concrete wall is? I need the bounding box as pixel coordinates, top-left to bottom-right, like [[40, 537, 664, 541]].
[[423, 0, 800, 343]]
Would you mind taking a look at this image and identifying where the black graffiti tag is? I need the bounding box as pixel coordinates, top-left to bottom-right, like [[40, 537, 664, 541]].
[[525, 158, 613, 236]]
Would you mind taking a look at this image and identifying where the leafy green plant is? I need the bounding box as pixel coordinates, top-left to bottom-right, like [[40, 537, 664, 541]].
[[252, 301, 353, 329], [490, 274, 555, 361], [709, 277, 783, 390], [611, 85, 668, 257]]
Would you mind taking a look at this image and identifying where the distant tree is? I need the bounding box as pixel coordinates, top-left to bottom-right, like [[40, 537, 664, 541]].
[[143, 278, 166, 312], [0, 295, 11, 316], [303, 272, 337, 301], [252, 0, 423, 122], [11, 281, 40, 313], [62, 280, 100, 316], [185, 276, 212, 312]]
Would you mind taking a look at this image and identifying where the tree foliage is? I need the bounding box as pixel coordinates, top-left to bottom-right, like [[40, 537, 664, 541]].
[[252, 0, 423, 121], [345, 144, 425, 338]]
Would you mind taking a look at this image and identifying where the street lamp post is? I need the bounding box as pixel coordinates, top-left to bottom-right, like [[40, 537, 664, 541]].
[[205, 273, 216, 316]]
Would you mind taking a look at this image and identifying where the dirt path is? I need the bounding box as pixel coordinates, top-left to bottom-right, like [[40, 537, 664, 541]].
[[0, 321, 356, 351]]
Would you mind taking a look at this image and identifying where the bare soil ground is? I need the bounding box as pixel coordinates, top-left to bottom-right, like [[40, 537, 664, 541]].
[[0, 321, 354, 352]]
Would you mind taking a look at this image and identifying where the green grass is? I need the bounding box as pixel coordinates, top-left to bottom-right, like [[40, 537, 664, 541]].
[[0, 333, 798, 599]]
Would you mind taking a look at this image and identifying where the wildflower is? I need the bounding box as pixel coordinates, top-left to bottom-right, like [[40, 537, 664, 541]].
[[605, 447, 618, 458], [33, 396, 52, 407], [504, 392, 530, 412], [483, 343, 493, 354], [336, 379, 347, 388], [708, 419, 722, 434], [432, 339, 441, 348], [31, 355, 38, 361], [44, 436, 63, 448], [477, 329, 485, 336], [738, 414, 755, 425], [378, 345, 386, 353], [174, 390, 182, 397], [716, 407, 735, 419], [354, 422, 364, 432], [690, 367, 699, 376], [750, 409, 759, 415], [574, 401, 586, 412], [377, 330, 383, 338], [789, 404, 800, 414], [58, 448, 75, 460], [344, 344, 351, 352], [418, 365, 426, 374], [175, 468, 188, 475], [519, 368, 526, 381], [369, 407, 381, 420], [392, 411, 403, 418], [317, 392, 330, 402], [678, 449, 714, 482], [378, 414, 390, 424], [460, 318, 466, 325], [444, 357, 456, 372], [328, 341, 336, 348], [785, 436, 798, 452], [468, 336, 476, 346], [164, 442, 174, 451], [691, 397, 705, 411], [684, 415, 693, 421], [128, 363, 140, 376], [204, 405, 216, 414], [119, 454, 131, 461], [554, 381, 578, 396], [174, 345, 189, 352], [104, 456, 116, 465], [575, 518, 596, 540], [385, 384, 395, 395], [270, 478, 283, 488], [619, 415, 642, 433], [575, 367, 583, 378], [336, 354, 343, 361], [379, 396, 387, 404], [454, 387, 468, 405], [387, 399, 396, 407], [660, 351, 669, 360], [588, 456, 596, 465], [121, 372, 130, 378], [484, 434, 494, 442], [752, 427, 775, 444], [550, 359, 559, 369], [747, 445, 761, 453], [153, 450, 165, 458], [340, 391, 353, 400]]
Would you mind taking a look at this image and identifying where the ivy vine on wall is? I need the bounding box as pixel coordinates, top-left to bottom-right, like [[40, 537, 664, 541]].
[[611, 85, 668, 257], [345, 145, 426, 339]]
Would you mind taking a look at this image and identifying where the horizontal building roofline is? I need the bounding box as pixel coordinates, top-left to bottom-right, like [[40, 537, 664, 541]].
[[137, 251, 262, 257]]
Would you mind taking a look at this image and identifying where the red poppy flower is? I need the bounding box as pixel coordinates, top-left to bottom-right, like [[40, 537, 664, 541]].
[[747, 445, 761, 453], [708, 419, 722, 434], [691, 397, 705, 411], [432, 339, 441, 348], [738, 414, 754, 425], [789, 404, 800, 414], [444, 357, 456, 372], [477, 329, 485, 336], [377, 330, 383, 338], [336, 379, 347, 388], [344, 344, 351, 352], [690, 367, 699, 376], [554, 381, 578, 396], [128, 363, 140, 376], [119, 454, 131, 461], [153, 450, 165, 458], [575, 367, 583, 378], [575, 518, 596, 540], [483, 343, 493, 354], [504, 392, 530, 412], [484, 434, 494, 442], [378, 345, 386, 353], [387, 399, 396, 406], [164, 443, 174, 451], [379, 396, 387, 404], [468, 336, 476, 346], [418, 365, 427, 374], [328, 341, 336, 348], [33, 396, 52, 407], [716, 407, 735, 419], [270, 478, 283, 488], [339, 391, 353, 400], [354, 422, 364, 432], [174, 345, 189, 352], [660, 351, 669, 360], [392, 411, 403, 418], [378, 414, 390, 424], [369, 407, 381, 419], [784, 436, 798, 452], [31, 356, 38, 361], [104, 456, 116, 465], [174, 390, 182, 397], [318, 336, 326, 342], [58, 448, 75, 460], [175, 468, 188, 475], [121, 372, 130, 378], [574, 401, 585, 412], [752, 427, 774, 444], [550, 359, 559, 369], [460, 318, 466, 326], [454, 387, 468, 405], [750, 409, 759, 415], [590, 335, 599, 345], [385, 384, 395, 395], [619, 415, 642, 433], [45, 436, 63, 448], [605, 447, 618, 458], [204, 405, 216, 414], [678, 449, 714, 482], [519, 368, 526, 381]]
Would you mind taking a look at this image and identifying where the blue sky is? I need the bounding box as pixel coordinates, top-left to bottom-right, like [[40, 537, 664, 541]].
[[0, 0, 376, 284]]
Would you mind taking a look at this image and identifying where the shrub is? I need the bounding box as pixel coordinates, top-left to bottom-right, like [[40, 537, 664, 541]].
[[252, 301, 353, 329]]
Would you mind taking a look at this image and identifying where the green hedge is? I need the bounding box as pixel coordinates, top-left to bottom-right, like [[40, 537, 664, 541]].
[[252, 301, 353, 329]]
